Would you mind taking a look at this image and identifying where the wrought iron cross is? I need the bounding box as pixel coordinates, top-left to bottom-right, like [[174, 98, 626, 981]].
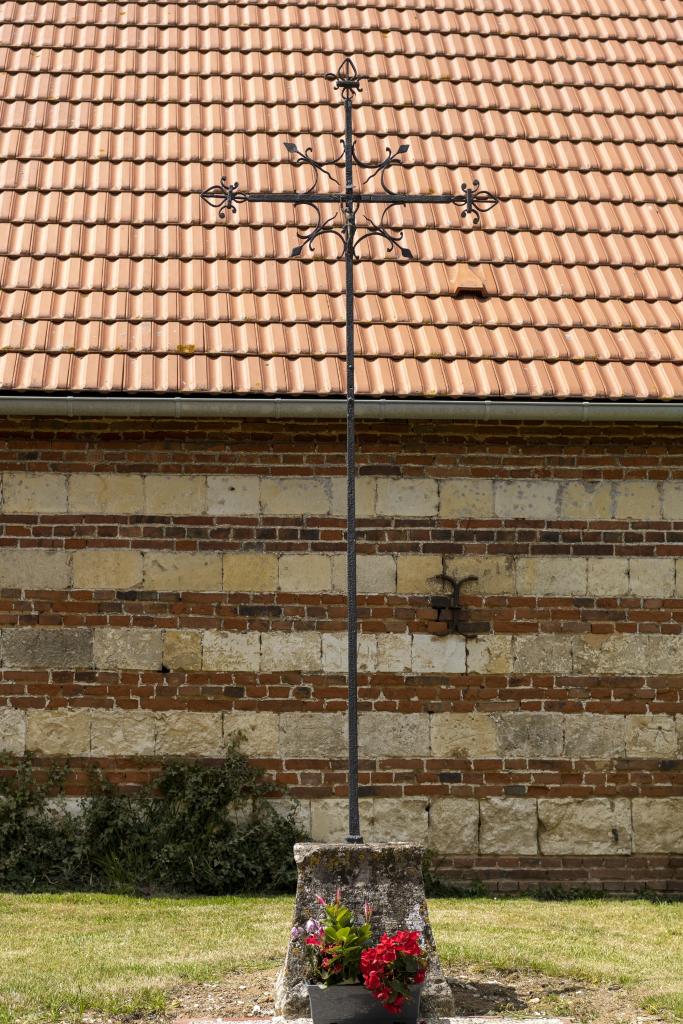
[[201, 58, 499, 846]]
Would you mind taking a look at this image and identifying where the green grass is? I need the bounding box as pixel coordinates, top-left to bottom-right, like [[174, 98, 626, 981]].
[[0, 894, 681, 1023]]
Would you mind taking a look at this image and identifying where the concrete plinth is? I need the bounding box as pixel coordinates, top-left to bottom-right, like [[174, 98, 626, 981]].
[[274, 843, 455, 1019]]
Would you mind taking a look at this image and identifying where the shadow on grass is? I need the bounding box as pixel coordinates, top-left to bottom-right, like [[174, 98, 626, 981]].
[[448, 977, 527, 1016]]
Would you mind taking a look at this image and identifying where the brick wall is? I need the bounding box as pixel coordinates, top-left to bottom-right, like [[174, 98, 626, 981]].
[[0, 416, 682, 893]]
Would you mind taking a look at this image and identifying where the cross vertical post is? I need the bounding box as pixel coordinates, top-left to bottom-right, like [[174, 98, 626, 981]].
[[200, 57, 499, 847]]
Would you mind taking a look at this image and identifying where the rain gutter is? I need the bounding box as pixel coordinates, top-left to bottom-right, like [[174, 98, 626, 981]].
[[1, 395, 683, 421]]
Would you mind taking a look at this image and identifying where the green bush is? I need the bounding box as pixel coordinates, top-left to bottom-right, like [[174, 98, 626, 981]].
[[0, 744, 306, 894]]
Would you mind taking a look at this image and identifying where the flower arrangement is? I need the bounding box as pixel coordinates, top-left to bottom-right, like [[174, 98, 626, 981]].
[[291, 891, 427, 1014]]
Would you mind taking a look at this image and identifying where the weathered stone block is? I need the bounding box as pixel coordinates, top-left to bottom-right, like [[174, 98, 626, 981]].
[[466, 635, 514, 675], [309, 798, 372, 843], [357, 554, 396, 594], [144, 475, 207, 515], [573, 633, 648, 677], [516, 556, 587, 596], [359, 711, 429, 758], [202, 631, 260, 672], [278, 554, 332, 593], [428, 798, 479, 853], [0, 549, 70, 590], [411, 633, 466, 673], [279, 711, 346, 759], [93, 627, 162, 671], [68, 473, 144, 514], [330, 476, 377, 518], [25, 709, 91, 756], [563, 713, 625, 759], [366, 797, 429, 844], [223, 709, 279, 757], [222, 552, 278, 592], [538, 797, 632, 854], [261, 478, 330, 515], [320, 632, 411, 674], [72, 549, 144, 590], [559, 480, 612, 520], [154, 710, 223, 756], [662, 481, 683, 522], [587, 557, 629, 597], [444, 554, 515, 595], [90, 709, 155, 756], [396, 554, 443, 595], [376, 479, 439, 518], [613, 480, 661, 520], [494, 479, 559, 520], [495, 712, 564, 758], [260, 631, 321, 672], [479, 797, 538, 854], [4, 472, 68, 513], [513, 634, 573, 675], [162, 629, 202, 671], [645, 635, 683, 675], [143, 551, 221, 592], [625, 714, 678, 757], [3, 627, 92, 669], [632, 797, 683, 853], [430, 712, 499, 758], [629, 557, 675, 598], [206, 475, 260, 516], [439, 478, 494, 519], [0, 707, 25, 755]]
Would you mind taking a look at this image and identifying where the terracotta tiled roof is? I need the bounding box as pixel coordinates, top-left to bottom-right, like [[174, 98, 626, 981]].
[[1, 0, 682, 401]]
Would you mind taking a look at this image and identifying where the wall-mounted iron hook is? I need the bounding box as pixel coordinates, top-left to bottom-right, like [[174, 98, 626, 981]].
[[429, 573, 491, 637]]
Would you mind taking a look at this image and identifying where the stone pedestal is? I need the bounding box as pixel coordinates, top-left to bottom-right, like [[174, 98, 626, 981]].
[[274, 843, 455, 1019]]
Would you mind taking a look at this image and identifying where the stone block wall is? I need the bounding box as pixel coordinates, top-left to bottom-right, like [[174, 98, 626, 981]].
[[0, 416, 681, 893]]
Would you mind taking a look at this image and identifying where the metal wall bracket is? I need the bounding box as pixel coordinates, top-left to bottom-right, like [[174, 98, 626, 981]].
[[429, 573, 491, 636]]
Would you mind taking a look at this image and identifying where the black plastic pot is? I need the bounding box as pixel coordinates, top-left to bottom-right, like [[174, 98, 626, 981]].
[[307, 982, 422, 1024]]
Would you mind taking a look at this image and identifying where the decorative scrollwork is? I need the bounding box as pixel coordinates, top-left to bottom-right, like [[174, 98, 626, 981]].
[[325, 57, 362, 100], [452, 180, 500, 224], [352, 142, 411, 196], [291, 201, 346, 258], [283, 140, 343, 192], [353, 202, 413, 259], [200, 178, 248, 218]]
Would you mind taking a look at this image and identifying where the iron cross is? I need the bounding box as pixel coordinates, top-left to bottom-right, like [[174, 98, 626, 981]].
[[201, 57, 499, 846]]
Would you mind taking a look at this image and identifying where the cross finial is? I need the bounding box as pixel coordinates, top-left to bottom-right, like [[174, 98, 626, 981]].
[[325, 58, 362, 100]]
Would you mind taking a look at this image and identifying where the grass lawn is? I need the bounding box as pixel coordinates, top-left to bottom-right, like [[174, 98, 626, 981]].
[[0, 893, 681, 1023]]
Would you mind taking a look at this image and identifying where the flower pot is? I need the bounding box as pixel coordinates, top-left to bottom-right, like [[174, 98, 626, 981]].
[[307, 982, 422, 1024]]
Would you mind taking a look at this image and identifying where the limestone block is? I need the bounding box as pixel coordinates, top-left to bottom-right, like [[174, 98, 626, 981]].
[[68, 473, 144, 514], [396, 554, 443, 595], [278, 554, 332, 594], [0, 707, 26, 755], [3, 627, 92, 669], [3, 472, 67, 513], [357, 555, 396, 594], [573, 633, 648, 677], [516, 556, 588, 597], [155, 710, 224, 756], [365, 797, 429, 844], [90, 709, 155, 756], [439, 478, 494, 519], [25, 709, 91, 756], [330, 476, 377, 518], [261, 478, 330, 516], [279, 711, 346, 759], [0, 549, 70, 590], [359, 711, 429, 758], [144, 475, 207, 515], [143, 551, 221, 592], [411, 634, 466, 674], [662, 481, 683, 521], [645, 635, 683, 675], [162, 629, 202, 671], [479, 797, 538, 854], [260, 632, 321, 673], [493, 479, 559, 520], [559, 480, 612, 520], [495, 712, 564, 758], [430, 712, 499, 759], [466, 635, 514, 675], [428, 798, 479, 853], [222, 710, 279, 757], [587, 557, 629, 597], [613, 480, 662, 521], [93, 627, 162, 671], [444, 554, 515, 596], [373, 633, 413, 673], [563, 714, 625, 759], [309, 797, 373, 843], [206, 475, 260, 516], [629, 557, 675, 598], [375, 479, 439, 518], [202, 631, 260, 672], [222, 552, 278, 592], [632, 797, 683, 853], [72, 549, 143, 590], [625, 714, 678, 757], [538, 797, 632, 854], [269, 797, 312, 836], [513, 634, 573, 676]]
